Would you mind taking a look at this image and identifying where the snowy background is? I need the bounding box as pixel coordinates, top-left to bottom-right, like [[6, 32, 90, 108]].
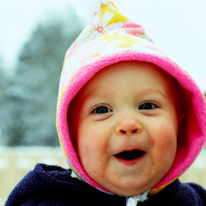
[[0, 0, 206, 146], [1, 1, 206, 203]]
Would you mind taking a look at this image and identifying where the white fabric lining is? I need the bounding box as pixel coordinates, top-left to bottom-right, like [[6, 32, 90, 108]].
[[126, 190, 150, 206]]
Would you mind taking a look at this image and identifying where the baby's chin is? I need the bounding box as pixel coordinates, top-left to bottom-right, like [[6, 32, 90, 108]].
[[98, 174, 158, 197], [105, 182, 152, 197]]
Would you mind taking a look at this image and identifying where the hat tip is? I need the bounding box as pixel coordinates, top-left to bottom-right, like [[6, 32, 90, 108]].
[[70, 0, 114, 19]]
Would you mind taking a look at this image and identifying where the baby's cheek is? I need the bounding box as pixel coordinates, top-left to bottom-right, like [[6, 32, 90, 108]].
[[78, 132, 101, 162], [78, 138, 106, 179], [152, 121, 177, 159]]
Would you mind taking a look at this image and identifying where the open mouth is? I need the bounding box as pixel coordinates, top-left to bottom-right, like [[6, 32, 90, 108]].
[[115, 150, 145, 160]]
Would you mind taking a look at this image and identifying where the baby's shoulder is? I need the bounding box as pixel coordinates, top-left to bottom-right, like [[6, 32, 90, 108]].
[[147, 179, 206, 206], [170, 180, 206, 206], [180, 181, 206, 204], [5, 164, 83, 206], [5, 164, 126, 206]]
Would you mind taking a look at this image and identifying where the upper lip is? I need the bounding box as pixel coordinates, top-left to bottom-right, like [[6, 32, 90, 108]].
[[109, 138, 149, 156], [115, 148, 145, 154], [113, 143, 146, 156]]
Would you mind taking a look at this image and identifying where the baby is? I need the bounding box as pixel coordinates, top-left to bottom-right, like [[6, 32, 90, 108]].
[[6, 1, 206, 205]]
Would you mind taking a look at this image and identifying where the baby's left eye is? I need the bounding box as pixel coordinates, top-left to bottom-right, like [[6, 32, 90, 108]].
[[139, 102, 158, 110]]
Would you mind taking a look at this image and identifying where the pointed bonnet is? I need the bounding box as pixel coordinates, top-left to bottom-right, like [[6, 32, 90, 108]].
[[56, 0, 206, 194]]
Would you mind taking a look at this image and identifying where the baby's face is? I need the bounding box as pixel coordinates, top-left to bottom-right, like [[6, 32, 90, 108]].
[[68, 61, 179, 196]]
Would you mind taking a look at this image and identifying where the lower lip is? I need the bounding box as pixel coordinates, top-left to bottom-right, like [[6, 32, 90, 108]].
[[115, 154, 145, 165]]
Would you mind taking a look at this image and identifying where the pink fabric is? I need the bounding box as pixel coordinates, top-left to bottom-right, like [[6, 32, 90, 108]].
[[58, 51, 206, 191]]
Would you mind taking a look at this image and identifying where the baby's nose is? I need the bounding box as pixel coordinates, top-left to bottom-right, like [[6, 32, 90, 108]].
[[116, 116, 142, 135]]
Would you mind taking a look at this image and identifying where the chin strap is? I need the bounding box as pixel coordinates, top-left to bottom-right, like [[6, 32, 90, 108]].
[[126, 189, 150, 206]]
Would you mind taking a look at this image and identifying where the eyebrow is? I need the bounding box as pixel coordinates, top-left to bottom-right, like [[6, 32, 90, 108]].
[[82, 87, 168, 103], [81, 85, 114, 100], [136, 88, 168, 99], [82, 90, 111, 103]]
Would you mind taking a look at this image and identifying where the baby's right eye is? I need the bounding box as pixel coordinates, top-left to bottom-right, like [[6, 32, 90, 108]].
[[92, 106, 112, 114]]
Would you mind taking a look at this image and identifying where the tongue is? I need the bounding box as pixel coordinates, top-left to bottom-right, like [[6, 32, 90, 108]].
[[115, 150, 144, 160]]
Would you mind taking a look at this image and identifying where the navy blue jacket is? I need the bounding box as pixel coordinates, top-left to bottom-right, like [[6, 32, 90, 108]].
[[6, 164, 206, 206]]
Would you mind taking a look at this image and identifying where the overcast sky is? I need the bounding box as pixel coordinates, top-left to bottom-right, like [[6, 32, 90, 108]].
[[1, 0, 206, 91]]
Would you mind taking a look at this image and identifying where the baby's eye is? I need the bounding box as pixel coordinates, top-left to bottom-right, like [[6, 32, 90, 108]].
[[92, 106, 112, 114], [139, 102, 158, 110]]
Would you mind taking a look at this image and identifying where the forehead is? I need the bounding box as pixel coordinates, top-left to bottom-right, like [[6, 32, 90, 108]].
[[76, 61, 178, 102]]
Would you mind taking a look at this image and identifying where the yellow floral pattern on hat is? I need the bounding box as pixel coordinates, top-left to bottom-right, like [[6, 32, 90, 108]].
[[58, 1, 167, 102], [73, 3, 127, 47], [100, 2, 128, 26], [99, 32, 140, 47]]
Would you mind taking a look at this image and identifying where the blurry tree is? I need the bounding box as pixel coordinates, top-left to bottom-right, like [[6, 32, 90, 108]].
[[2, 74, 26, 146], [0, 58, 7, 145], [5, 11, 84, 146], [0, 58, 5, 106]]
